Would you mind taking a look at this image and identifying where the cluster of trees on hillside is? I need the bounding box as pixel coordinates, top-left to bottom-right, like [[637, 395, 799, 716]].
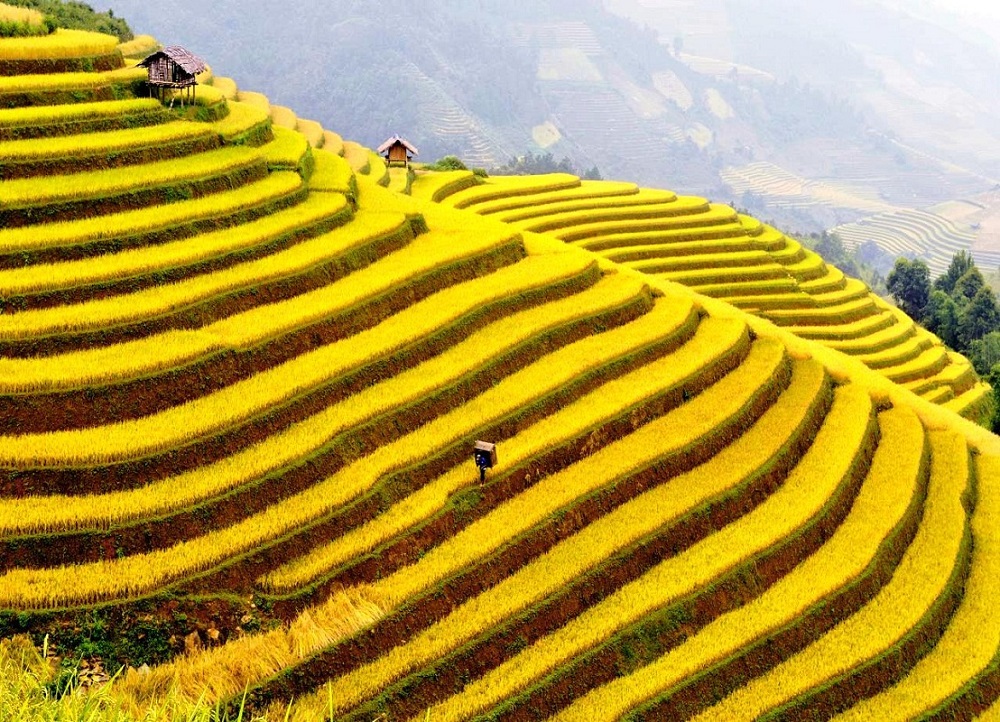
[[803, 232, 888, 296], [490, 152, 602, 180], [888, 252, 1000, 429], [5, 0, 131, 40], [887, 252, 1000, 374]]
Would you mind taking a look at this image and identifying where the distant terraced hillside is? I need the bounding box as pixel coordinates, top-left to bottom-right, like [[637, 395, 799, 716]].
[[5, 25, 1000, 722], [422, 170, 991, 421], [832, 208, 1000, 277]]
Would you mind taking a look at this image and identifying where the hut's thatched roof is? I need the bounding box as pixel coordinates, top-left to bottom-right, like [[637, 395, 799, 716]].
[[377, 135, 419, 155], [139, 46, 207, 75]]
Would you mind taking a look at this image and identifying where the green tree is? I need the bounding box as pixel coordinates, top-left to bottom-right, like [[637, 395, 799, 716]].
[[814, 232, 849, 268], [959, 286, 1000, 347], [426, 155, 468, 171], [935, 250, 976, 295], [924, 289, 960, 349], [887, 258, 931, 320], [969, 332, 1000, 376], [953, 267, 986, 304], [5, 0, 131, 40], [987, 366, 1000, 434]]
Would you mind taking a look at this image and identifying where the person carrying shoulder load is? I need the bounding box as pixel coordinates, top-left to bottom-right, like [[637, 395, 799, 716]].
[[473, 440, 497, 483]]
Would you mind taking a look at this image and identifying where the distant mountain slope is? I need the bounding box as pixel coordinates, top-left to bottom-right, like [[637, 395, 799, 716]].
[[99, 0, 931, 209]]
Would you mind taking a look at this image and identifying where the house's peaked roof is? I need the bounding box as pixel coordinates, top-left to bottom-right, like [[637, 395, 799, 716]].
[[377, 134, 419, 155], [139, 46, 207, 75]]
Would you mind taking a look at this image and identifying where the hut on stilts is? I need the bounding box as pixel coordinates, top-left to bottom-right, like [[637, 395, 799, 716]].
[[139, 46, 207, 107], [378, 135, 419, 168]]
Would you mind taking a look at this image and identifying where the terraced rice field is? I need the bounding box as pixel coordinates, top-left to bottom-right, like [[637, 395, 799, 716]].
[[721, 161, 896, 215], [3, 26, 1000, 722], [832, 208, 998, 277], [430, 172, 989, 422]]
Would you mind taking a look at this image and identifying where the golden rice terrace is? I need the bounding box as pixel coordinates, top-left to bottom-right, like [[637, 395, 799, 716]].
[[2, 23, 1000, 722]]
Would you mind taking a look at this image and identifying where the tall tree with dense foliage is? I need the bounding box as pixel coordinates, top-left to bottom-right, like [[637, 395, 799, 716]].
[[887, 257, 931, 321], [953, 267, 986, 303], [959, 286, 1000, 347], [935, 250, 976, 295], [969, 332, 1000, 376], [924, 289, 961, 349]]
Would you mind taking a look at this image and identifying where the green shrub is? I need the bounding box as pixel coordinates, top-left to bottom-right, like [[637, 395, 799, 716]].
[[426, 155, 469, 171], [3, 0, 132, 41]]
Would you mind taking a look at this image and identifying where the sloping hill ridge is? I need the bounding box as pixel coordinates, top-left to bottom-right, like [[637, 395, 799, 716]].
[[3, 27, 1000, 722]]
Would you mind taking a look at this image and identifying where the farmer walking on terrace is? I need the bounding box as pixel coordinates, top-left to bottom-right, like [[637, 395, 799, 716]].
[[474, 440, 497, 484]]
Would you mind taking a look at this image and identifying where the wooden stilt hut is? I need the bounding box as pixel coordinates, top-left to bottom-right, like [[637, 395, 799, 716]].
[[378, 135, 419, 168], [139, 46, 207, 107]]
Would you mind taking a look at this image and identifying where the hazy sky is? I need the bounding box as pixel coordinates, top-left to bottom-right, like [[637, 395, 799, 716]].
[[886, 0, 1000, 22], [942, 0, 1000, 17]]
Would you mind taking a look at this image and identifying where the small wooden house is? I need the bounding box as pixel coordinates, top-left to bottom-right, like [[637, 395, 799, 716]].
[[378, 135, 419, 167], [139, 46, 207, 105]]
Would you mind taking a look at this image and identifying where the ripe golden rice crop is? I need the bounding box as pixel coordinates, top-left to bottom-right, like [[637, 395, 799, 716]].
[[696, 430, 968, 720], [408, 169, 477, 203], [603, 238, 757, 263], [309, 149, 354, 195], [235, 89, 269, 113], [945, 382, 993, 419], [0, 280, 689, 607], [269, 104, 297, 130], [0, 120, 214, 161], [363, 317, 750, 609], [340, 327, 778, 616], [0, 254, 585, 462], [0, 274, 653, 535], [660, 264, 789, 285], [491, 188, 679, 224], [0, 190, 347, 297], [210, 75, 238, 100], [0, 69, 114, 92], [0, 98, 160, 128], [0, 208, 531, 398], [857, 336, 932, 370], [470, 180, 639, 216], [630, 250, 773, 273], [510, 196, 711, 234], [0, 201, 390, 344], [548, 384, 876, 722], [367, 151, 389, 184], [440, 172, 581, 209], [0, 29, 118, 60], [112, 588, 385, 715], [260, 299, 720, 592], [880, 346, 950, 384], [295, 118, 324, 148], [420, 357, 829, 722], [766, 297, 878, 325], [785, 312, 896, 341], [115, 34, 157, 58], [262, 125, 308, 170], [322, 129, 344, 156], [291, 350, 856, 720], [0, 3, 44, 26], [0, 171, 302, 255], [341, 140, 371, 174], [831, 452, 1000, 721], [209, 99, 269, 140], [552, 204, 741, 243], [0, 145, 258, 210]]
